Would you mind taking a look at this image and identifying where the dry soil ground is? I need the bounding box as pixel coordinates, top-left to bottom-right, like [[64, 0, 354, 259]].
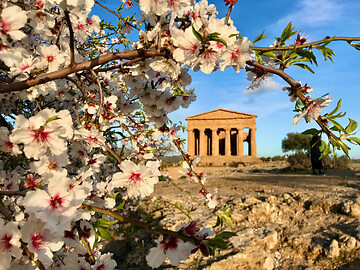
[[147, 161, 360, 270]]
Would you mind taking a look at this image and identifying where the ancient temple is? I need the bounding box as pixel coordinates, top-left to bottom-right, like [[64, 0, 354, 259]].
[[185, 108, 259, 165]]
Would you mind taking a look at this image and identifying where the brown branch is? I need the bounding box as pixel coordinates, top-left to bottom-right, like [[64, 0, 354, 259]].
[[105, 142, 123, 164], [76, 224, 96, 264], [64, 10, 76, 66], [246, 60, 301, 88], [224, 6, 232, 25], [251, 36, 360, 51], [55, 19, 66, 48], [246, 60, 342, 142], [0, 49, 169, 93], [81, 203, 201, 245], [0, 190, 26, 196]]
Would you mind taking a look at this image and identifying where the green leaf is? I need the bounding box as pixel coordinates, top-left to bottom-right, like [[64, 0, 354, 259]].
[[216, 208, 233, 229], [292, 63, 315, 73], [345, 118, 357, 134], [338, 140, 350, 158], [113, 200, 125, 211], [319, 142, 330, 159], [44, 115, 61, 126], [208, 237, 228, 250], [208, 232, 237, 250], [260, 51, 278, 59], [295, 49, 318, 65], [328, 119, 346, 133], [277, 22, 300, 45], [301, 128, 320, 135], [350, 43, 360, 51], [96, 218, 119, 228], [206, 35, 227, 47], [252, 30, 267, 45], [97, 226, 113, 240], [316, 45, 336, 62], [326, 111, 346, 120], [192, 24, 203, 43], [346, 137, 360, 145], [327, 99, 342, 116]]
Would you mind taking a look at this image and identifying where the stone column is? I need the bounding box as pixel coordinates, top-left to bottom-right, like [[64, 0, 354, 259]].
[[212, 129, 219, 156], [238, 129, 243, 156], [225, 128, 231, 156], [199, 128, 207, 156], [249, 128, 257, 157], [187, 129, 195, 156]]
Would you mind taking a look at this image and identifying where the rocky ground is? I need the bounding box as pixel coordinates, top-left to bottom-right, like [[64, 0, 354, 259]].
[[142, 161, 360, 270]]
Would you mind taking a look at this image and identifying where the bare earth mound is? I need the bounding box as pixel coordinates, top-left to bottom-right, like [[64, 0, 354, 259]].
[[150, 161, 360, 269]]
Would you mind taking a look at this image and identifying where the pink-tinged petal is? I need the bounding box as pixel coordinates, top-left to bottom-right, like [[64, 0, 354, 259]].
[[24, 190, 51, 213], [146, 246, 167, 268], [10, 128, 34, 144]]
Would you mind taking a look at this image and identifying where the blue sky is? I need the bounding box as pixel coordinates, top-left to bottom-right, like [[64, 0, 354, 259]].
[[92, 0, 360, 158]]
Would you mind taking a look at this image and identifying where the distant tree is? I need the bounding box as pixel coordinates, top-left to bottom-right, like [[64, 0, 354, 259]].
[[282, 132, 312, 155]]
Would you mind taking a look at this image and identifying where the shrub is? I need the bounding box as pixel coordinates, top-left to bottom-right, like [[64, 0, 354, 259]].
[[287, 152, 311, 170]]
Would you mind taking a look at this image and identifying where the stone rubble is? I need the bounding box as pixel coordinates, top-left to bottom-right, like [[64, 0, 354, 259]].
[[148, 163, 360, 269]]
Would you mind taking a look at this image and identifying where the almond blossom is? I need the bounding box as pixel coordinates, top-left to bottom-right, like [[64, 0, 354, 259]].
[[146, 235, 196, 268], [23, 172, 89, 233], [111, 160, 161, 198], [0, 127, 21, 155], [10, 109, 73, 159], [293, 96, 333, 125], [21, 215, 64, 268], [39, 45, 65, 72], [220, 37, 255, 72], [0, 5, 27, 42], [0, 219, 22, 268]]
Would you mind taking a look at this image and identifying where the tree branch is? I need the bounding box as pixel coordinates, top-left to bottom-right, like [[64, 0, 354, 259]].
[[250, 36, 360, 51], [0, 49, 169, 93], [246, 60, 342, 142]]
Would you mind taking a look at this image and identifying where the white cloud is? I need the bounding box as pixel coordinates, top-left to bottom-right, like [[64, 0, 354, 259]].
[[243, 78, 282, 95], [270, 0, 345, 31]]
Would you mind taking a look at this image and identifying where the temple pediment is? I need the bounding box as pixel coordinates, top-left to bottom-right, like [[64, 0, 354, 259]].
[[185, 108, 256, 120]]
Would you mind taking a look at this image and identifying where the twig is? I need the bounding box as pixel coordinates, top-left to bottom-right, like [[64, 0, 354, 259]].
[[105, 142, 123, 164], [95, 0, 140, 30], [173, 139, 208, 195], [224, 6, 232, 25], [55, 19, 66, 48], [76, 224, 96, 264], [250, 36, 360, 51], [64, 10, 76, 66], [81, 203, 201, 245]]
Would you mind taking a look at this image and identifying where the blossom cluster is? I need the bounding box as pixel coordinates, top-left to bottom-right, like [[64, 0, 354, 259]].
[[0, 0, 258, 268]]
